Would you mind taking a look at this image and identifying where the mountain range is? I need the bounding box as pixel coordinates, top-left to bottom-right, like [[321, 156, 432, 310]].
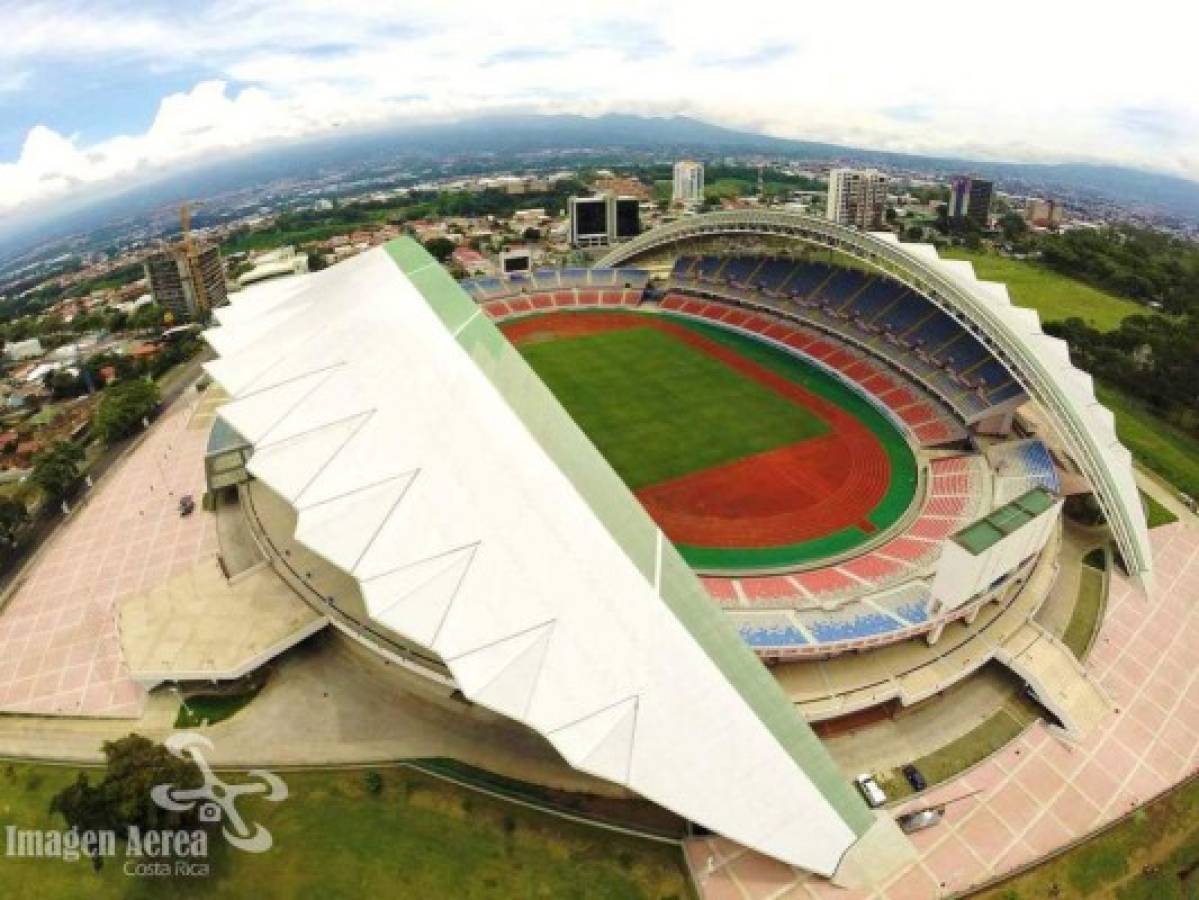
[[3, 113, 1198, 265]]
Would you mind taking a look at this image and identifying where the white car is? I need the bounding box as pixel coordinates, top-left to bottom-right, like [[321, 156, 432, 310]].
[[854, 773, 887, 808]]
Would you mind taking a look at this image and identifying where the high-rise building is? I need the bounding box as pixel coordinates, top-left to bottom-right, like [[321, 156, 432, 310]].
[[568, 195, 641, 248], [826, 168, 889, 229], [672, 160, 705, 208], [1024, 197, 1064, 228], [948, 176, 994, 227], [610, 196, 641, 241], [569, 196, 610, 248], [144, 243, 228, 323]]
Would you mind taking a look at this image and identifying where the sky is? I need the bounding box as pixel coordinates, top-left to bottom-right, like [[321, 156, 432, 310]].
[[0, 0, 1195, 217]]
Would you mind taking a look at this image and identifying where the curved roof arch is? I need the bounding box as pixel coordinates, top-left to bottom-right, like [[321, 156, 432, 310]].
[[598, 210, 1152, 589]]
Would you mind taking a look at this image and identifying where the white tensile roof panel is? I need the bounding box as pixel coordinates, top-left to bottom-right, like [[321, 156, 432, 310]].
[[203, 241, 875, 876]]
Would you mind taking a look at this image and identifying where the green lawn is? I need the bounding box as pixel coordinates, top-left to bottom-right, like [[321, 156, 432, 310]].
[[1097, 383, 1199, 500], [0, 762, 689, 899], [174, 689, 260, 729], [1141, 490, 1179, 529], [940, 248, 1145, 331], [976, 775, 1199, 899], [1063, 565, 1105, 660], [519, 325, 828, 489], [876, 694, 1040, 801]]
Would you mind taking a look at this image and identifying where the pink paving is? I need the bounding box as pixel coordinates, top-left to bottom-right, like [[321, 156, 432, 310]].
[[0, 390, 217, 717], [688, 521, 1199, 898]]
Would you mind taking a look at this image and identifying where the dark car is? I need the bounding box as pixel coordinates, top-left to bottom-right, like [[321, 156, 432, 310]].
[[178, 494, 195, 517], [902, 764, 927, 792], [897, 807, 942, 834]]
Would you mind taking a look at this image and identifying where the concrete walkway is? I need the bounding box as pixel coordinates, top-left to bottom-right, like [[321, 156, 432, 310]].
[[688, 519, 1199, 899]]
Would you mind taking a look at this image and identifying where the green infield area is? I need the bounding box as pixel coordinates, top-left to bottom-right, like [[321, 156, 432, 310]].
[[519, 326, 829, 489], [511, 311, 919, 570]]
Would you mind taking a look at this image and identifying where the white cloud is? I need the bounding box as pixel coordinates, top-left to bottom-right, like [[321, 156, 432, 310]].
[[1, 0, 1197, 215]]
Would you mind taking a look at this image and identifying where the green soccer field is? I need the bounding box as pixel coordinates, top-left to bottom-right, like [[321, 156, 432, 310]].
[[518, 326, 829, 489]]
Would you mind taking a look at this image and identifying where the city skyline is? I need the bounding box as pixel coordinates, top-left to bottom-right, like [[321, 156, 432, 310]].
[[0, 0, 1196, 218]]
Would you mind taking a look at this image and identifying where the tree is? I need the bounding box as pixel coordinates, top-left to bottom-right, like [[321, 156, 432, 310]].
[[999, 212, 1028, 243], [30, 441, 84, 503], [0, 497, 28, 546], [47, 369, 84, 400], [521, 226, 541, 242], [50, 734, 210, 840], [128, 303, 165, 330], [93, 378, 160, 446], [306, 251, 326, 272], [422, 237, 456, 262]]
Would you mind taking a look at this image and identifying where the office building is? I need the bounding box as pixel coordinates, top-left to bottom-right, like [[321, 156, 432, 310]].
[[1025, 197, 1064, 228], [672, 160, 705, 208], [948, 176, 994, 227], [826, 169, 889, 229], [568, 195, 642, 248]]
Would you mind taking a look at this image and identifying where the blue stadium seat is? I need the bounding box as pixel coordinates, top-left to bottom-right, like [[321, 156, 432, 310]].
[[877, 296, 931, 335], [847, 279, 903, 319], [559, 268, 589, 289], [938, 336, 991, 371], [815, 270, 869, 308], [786, 262, 833, 298], [798, 607, 903, 643], [738, 625, 808, 648], [755, 259, 795, 292], [723, 257, 758, 285], [909, 311, 962, 349]]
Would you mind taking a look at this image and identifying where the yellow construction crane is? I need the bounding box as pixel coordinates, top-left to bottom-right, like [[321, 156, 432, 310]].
[[178, 201, 210, 320]]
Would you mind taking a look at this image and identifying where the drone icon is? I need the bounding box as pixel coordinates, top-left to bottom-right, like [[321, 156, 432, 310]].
[[150, 732, 289, 853]]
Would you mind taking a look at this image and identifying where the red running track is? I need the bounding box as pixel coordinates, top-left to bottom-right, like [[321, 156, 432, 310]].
[[501, 311, 893, 550]]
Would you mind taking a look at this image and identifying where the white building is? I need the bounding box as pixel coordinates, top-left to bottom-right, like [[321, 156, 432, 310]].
[[4, 338, 44, 362], [672, 160, 705, 208], [238, 246, 310, 288], [826, 169, 889, 230]]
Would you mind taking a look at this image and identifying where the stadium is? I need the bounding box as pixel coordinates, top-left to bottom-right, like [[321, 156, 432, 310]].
[[190, 212, 1152, 889]]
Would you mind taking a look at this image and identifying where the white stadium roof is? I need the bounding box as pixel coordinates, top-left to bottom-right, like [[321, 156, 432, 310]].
[[202, 238, 883, 877]]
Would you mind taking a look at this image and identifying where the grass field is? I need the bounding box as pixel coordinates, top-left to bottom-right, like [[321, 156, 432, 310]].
[[940, 248, 1145, 331], [174, 689, 260, 729], [1141, 490, 1179, 529], [0, 762, 689, 899], [520, 326, 828, 489], [876, 693, 1041, 801], [976, 774, 1199, 900], [1096, 384, 1199, 500], [1063, 564, 1106, 660]]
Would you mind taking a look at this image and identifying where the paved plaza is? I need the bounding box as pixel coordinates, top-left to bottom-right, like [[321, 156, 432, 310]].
[[688, 520, 1199, 898], [0, 386, 216, 716]]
